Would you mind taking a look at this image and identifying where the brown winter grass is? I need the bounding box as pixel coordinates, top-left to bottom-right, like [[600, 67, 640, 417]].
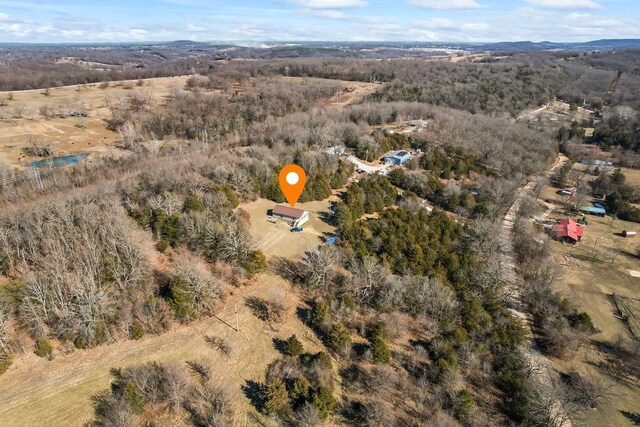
[[240, 197, 337, 260], [543, 201, 640, 426], [0, 273, 323, 426], [0, 76, 189, 168]]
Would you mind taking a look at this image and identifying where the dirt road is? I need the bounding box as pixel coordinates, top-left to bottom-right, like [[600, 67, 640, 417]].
[[500, 153, 571, 425]]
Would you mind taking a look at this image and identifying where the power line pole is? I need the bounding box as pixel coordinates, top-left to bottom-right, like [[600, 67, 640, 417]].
[[591, 236, 600, 263]]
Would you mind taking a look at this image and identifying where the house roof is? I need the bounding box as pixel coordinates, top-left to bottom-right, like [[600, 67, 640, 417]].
[[579, 206, 606, 214], [385, 150, 411, 160], [272, 204, 307, 219], [553, 219, 584, 241]]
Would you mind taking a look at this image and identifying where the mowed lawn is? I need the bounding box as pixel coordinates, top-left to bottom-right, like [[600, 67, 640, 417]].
[[546, 210, 640, 427], [239, 197, 337, 260]]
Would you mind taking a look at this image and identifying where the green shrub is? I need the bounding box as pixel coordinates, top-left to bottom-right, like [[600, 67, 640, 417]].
[[453, 389, 475, 420], [34, 337, 54, 360], [155, 240, 169, 252], [0, 350, 12, 375], [314, 351, 333, 370], [567, 311, 595, 333], [129, 321, 145, 340], [183, 195, 205, 212], [288, 376, 311, 406], [369, 323, 391, 364], [242, 250, 267, 278], [309, 301, 330, 328], [262, 379, 290, 416], [283, 334, 304, 357], [124, 381, 145, 414], [311, 386, 335, 419], [327, 323, 351, 352]]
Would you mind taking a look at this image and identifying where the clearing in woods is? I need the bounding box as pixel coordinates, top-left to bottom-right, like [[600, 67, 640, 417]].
[[0, 76, 190, 168], [240, 197, 337, 259], [537, 181, 640, 427], [0, 197, 338, 426]]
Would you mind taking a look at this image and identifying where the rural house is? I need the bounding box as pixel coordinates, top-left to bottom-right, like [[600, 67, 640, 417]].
[[384, 150, 411, 165], [553, 218, 584, 244], [271, 205, 310, 228]]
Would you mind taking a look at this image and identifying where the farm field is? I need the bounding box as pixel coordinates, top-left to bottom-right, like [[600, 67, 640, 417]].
[[0, 76, 190, 168], [537, 183, 640, 427]]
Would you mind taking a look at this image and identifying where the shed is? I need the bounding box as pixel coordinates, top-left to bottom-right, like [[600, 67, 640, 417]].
[[578, 206, 606, 217], [622, 230, 637, 238], [271, 205, 309, 228], [553, 219, 584, 244], [384, 150, 411, 165]]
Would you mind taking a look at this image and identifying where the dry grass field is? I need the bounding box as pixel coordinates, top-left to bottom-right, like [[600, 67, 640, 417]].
[[241, 197, 338, 260], [0, 273, 321, 426], [0, 76, 189, 168], [537, 181, 640, 427]]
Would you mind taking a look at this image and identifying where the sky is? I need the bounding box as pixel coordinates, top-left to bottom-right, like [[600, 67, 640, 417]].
[[0, 0, 639, 43]]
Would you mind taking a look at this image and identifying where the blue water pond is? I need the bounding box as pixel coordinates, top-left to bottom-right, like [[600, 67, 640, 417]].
[[27, 153, 89, 168]]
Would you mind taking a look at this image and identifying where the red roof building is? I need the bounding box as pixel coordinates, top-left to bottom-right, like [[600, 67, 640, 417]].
[[271, 205, 310, 227], [553, 219, 584, 243]]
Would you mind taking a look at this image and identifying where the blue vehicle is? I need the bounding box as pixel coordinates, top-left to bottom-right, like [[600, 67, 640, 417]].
[[291, 227, 304, 233]]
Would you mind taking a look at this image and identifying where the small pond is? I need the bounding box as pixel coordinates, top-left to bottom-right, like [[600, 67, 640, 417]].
[[27, 153, 89, 168]]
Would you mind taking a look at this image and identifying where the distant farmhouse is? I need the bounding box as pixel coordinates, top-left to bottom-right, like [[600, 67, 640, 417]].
[[384, 150, 411, 165], [580, 159, 616, 173], [553, 218, 584, 244], [271, 205, 309, 228]]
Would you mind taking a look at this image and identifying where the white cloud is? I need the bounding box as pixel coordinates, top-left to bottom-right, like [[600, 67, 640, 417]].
[[300, 8, 347, 19], [419, 17, 457, 29], [462, 22, 489, 31], [524, 0, 602, 9], [290, 0, 366, 9], [408, 0, 482, 9], [186, 22, 205, 31], [0, 12, 10, 21]]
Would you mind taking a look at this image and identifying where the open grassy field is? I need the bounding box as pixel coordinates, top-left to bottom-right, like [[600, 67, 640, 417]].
[[0, 76, 189, 168], [620, 167, 640, 187], [240, 197, 338, 260], [537, 181, 640, 426]]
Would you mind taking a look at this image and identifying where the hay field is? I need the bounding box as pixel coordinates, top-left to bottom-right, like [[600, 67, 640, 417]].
[[0, 76, 189, 168], [538, 183, 640, 426]]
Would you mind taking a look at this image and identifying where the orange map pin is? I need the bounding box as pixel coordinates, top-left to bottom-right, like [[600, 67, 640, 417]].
[[279, 164, 306, 207]]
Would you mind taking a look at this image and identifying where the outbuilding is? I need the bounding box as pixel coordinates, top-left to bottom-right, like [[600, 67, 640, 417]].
[[271, 205, 310, 228], [553, 218, 584, 244], [578, 206, 606, 217], [384, 150, 411, 165]]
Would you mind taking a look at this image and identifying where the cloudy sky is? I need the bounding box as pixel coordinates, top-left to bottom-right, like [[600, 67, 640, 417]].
[[0, 0, 638, 43]]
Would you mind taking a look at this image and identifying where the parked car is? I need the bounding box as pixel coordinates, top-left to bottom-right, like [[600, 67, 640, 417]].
[[290, 227, 303, 233]]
